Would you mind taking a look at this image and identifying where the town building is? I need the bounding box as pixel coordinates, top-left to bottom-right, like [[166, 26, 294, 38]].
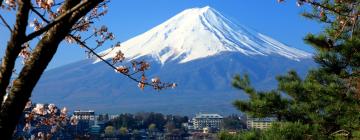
[[73, 110, 96, 121], [192, 113, 223, 130], [246, 116, 277, 129], [109, 114, 120, 120], [73, 110, 96, 135]]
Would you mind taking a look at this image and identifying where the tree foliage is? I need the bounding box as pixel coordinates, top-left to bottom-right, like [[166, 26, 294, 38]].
[[107, 112, 187, 132], [219, 122, 325, 140], [221, 114, 245, 130], [104, 125, 115, 136], [118, 127, 128, 135], [231, 0, 360, 139]]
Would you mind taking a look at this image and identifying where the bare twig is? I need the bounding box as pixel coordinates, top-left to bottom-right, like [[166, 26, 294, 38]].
[[0, 14, 12, 32]]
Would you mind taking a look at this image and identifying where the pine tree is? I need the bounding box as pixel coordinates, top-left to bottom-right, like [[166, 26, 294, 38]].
[[232, 0, 360, 139]]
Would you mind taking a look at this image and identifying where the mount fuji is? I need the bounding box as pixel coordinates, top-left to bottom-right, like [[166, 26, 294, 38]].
[[98, 6, 311, 64], [32, 6, 315, 115]]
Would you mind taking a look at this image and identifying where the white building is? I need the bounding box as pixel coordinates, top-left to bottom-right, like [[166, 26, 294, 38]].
[[192, 113, 223, 130], [73, 110, 96, 121], [246, 117, 277, 130], [109, 114, 119, 120]]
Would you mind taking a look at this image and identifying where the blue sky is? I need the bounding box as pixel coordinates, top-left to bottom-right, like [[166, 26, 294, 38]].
[[0, 0, 322, 69]]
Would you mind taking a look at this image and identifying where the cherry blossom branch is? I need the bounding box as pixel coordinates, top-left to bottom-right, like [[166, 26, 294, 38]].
[[69, 34, 139, 82], [30, 3, 175, 90], [25, 1, 93, 42], [31, 1, 64, 9], [70, 34, 175, 90]]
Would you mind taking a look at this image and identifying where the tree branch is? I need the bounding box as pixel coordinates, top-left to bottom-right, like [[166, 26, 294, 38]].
[[0, 0, 105, 138], [0, 14, 12, 32], [0, 0, 31, 108], [29, 1, 150, 85], [31, 0, 172, 89], [306, 1, 352, 18], [25, 1, 92, 42], [69, 34, 150, 85]]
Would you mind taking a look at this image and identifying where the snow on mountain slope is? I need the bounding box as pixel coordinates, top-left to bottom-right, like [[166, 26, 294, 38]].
[[97, 6, 312, 64]]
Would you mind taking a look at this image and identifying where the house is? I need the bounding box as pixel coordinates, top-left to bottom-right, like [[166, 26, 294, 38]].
[[246, 116, 277, 129], [192, 113, 223, 130]]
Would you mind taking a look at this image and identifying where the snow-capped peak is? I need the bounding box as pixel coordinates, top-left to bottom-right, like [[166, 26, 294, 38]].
[[98, 6, 312, 64]]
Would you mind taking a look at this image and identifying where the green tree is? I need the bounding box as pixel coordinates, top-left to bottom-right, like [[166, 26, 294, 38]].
[[119, 127, 128, 136], [218, 130, 261, 140], [144, 112, 166, 130], [132, 129, 142, 139], [222, 115, 244, 130], [231, 0, 360, 139], [218, 122, 325, 140], [110, 113, 136, 129], [148, 123, 157, 137], [104, 125, 115, 136], [165, 121, 176, 133], [149, 123, 157, 131]]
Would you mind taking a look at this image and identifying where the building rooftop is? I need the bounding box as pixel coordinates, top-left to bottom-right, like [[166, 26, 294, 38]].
[[194, 113, 223, 119], [74, 110, 95, 112], [73, 110, 95, 115], [247, 117, 277, 122]]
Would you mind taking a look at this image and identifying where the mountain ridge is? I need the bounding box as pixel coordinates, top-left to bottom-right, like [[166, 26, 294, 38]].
[[97, 6, 311, 64]]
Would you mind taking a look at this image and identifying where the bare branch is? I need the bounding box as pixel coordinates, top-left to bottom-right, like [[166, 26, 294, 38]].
[[0, 14, 12, 32]]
